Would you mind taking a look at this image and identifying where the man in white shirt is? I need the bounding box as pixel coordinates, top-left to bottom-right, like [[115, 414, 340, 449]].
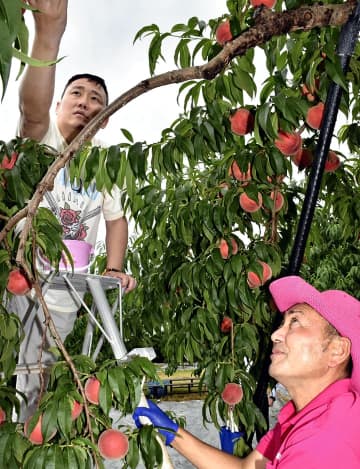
[[13, 0, 136, 420]]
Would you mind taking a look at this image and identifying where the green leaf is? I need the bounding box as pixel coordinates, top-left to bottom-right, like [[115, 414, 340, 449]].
[[325, 60, 348, 91], [174, 38, 191, 68], [57, 396, 72, 438], [120, 128, 134, 143], [11, 48, 60, 67], [108, 367, 128, 404], [233, 69, 256, 99], [133, 24, 159, 44], [128, 142, 146, 179]]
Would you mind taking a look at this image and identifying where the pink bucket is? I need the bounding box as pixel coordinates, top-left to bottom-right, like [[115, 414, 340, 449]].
[[38, 240, 93, 273], [59, 240, 94, 272]]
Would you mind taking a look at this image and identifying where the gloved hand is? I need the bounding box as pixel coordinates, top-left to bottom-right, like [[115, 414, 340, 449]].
[[133, 399, 179, 446]]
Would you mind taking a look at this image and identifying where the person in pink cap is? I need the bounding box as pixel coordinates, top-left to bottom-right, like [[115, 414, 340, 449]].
[[133, 275, 360, 468]]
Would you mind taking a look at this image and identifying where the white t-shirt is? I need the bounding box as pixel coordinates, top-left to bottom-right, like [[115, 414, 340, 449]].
[[36, 120, 124, 312], [39, 120, 124, 246]]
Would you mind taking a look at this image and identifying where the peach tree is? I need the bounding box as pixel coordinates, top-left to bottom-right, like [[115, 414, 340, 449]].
[[1, 0, 360, 467]]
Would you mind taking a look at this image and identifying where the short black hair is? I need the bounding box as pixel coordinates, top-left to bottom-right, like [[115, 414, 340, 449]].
[[61, 73, 109, 105]]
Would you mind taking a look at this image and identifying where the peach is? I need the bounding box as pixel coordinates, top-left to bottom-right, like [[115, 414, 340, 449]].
[[84, 377, 101, 405], [6, 269, 32, 295], [275, 130, 302, 156], [0, 407, 6, 425], [98, 429, 129, 460], [0, 152, 18, 170], [230, 108, 254, 136], [306, 102, 325, 130], [291, 148, 313, 170], [324, 151, 341, 173], [221, 383, 243, 405], [229, 160, 251, 185], [219, 238, 238, 260], [270, 191, 284, 212], [247, 261, 272, 288], [24, 415, 56, 445], [215, 20, 232, 45], [71, 400, 83, 420], [250, 0, 276, 7], [239, 192, 263, 213], [220, 316, 233, 333]]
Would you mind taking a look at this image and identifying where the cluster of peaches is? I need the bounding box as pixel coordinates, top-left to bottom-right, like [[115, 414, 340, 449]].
[[214, 1, 341, 174], [0, 377, 129, 461]]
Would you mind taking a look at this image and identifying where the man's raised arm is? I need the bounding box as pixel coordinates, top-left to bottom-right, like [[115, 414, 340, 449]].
[[19, 0, 68, 140]]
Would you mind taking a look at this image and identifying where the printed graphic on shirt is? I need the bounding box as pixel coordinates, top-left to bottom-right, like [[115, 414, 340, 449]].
[[44, 177, 101, 241], [60, 203, 87, 240]]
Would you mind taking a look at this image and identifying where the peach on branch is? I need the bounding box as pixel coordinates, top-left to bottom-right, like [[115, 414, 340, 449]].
[[6, 269, 32, 295], [84, 377, 101, 405], [71, 400, 83, 420], [250, 0, 276, 7], [247, 261, 272, 288], [270, 191, 284, 213], [239, 192, 263, 213], [24, 415, 56, 445], [221, 383, 244, 405], [229, 160, 252, 185], [274, 130, 302, 156], [230, 108, 254, 136], [306, 102, 325, 130], [0, 407, 5, 425], [291, 148, 313, 170], [219, 238, 238, 260], [215, 20, 232, 45], [325, 151, 341, 173], [0, 152, 18, 170], [98, 429, 129, 460], [220, 316, 233, 333]]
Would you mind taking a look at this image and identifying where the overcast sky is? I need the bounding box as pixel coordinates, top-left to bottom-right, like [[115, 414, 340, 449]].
[[0, 0, 225, 144]]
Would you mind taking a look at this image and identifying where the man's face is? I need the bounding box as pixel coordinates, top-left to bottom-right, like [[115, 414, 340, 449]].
[[269, 303, 334, 386], [56, 78, 108, 142]]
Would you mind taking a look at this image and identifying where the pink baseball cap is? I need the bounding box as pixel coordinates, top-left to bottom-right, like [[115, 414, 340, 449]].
[[269, 275, 360, 393]]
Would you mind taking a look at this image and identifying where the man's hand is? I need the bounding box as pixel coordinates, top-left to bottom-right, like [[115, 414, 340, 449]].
[[28, 0, 68, 41], [133, 399, 179, 446], [103, 270, 137, 293]]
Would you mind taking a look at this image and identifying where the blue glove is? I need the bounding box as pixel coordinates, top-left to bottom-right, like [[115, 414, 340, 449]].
[[133, 399, 179, 446]]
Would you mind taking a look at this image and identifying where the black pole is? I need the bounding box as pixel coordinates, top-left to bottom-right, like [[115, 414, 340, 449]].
[[288, 2, 360, 273], [253, 3, 360, 440]]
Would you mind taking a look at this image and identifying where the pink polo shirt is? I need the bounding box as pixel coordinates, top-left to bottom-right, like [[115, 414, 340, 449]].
[[257, 379, 360, 468]]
